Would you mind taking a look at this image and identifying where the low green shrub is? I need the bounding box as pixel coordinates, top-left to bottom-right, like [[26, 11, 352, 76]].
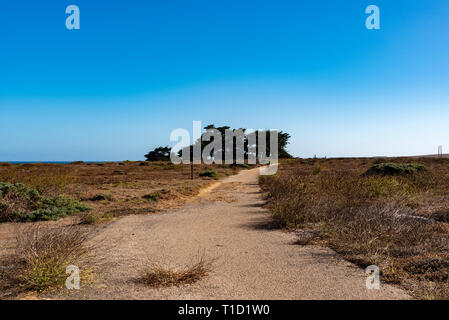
[[312, 166, 322, 175], [89, 193, 113, 202], [199, 170, 219, 178], [432, 210, 449, 223], [0, 182, 89, 222], [364, 163, 426, 176], [79, 211, 115, 224], [142, 192, 160, 201]]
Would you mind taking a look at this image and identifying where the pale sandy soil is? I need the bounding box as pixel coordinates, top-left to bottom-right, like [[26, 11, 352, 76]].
[[52, 167, 409, 300]]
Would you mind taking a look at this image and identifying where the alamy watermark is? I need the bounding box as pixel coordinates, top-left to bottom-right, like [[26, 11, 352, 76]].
[[365, 5, 380, 30], [65, 265, 80, 290], [365, 265, 380, 290], [66, 5, 80, 30], [65, 4, 379, 31]]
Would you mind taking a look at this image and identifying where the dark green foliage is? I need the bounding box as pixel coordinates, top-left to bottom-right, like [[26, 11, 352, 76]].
[[249, 129, 293, 159], [142, 192, 160, 201], [144, 146, 171, 161], [0, 182, 89, 222], [199, 170, 219, 178], [178, 124, 293, 163], [364, 163, 426, 176], [405, 258, 449, 281], [432, 210, 449, 223], [312, 166, 322, 175], [89, 194, 112, 201], [70, 161, 84, 165]]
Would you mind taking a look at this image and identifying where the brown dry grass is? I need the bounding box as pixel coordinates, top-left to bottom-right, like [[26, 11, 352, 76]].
[[138, 255, 213, 288], [260, 157, 449, 299], [0, 162, 247, 224], [0, 165, 76, 196]]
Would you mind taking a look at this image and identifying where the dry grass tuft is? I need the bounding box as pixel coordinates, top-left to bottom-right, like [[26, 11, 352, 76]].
[[139, 255, 213, 288], [79, 211, 115, 225], [1, 224, 94, 294]]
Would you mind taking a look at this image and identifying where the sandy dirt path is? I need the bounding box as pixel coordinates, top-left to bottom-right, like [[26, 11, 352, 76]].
[[69, 168, 408, 300]]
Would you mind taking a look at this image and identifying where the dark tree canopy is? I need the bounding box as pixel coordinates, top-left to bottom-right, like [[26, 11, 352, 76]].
[[247, 129, 293, 160], [179, 124, 292, 162], [144, 146, 171, 161]]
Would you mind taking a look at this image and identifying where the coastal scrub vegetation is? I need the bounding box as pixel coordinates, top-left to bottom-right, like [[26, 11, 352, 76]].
[[260, 157, 449, 299]]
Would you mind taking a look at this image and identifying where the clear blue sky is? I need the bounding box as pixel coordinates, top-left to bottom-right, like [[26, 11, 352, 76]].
[[1, 0, 448, 161]]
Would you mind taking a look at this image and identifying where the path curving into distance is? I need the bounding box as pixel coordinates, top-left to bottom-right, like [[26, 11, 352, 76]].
[[66, 168, 408, 300]]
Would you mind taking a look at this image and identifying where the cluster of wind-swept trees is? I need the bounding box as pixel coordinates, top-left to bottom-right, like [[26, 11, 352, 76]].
[[144, 146, 172, 161], [144, 124, 292, 162]]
